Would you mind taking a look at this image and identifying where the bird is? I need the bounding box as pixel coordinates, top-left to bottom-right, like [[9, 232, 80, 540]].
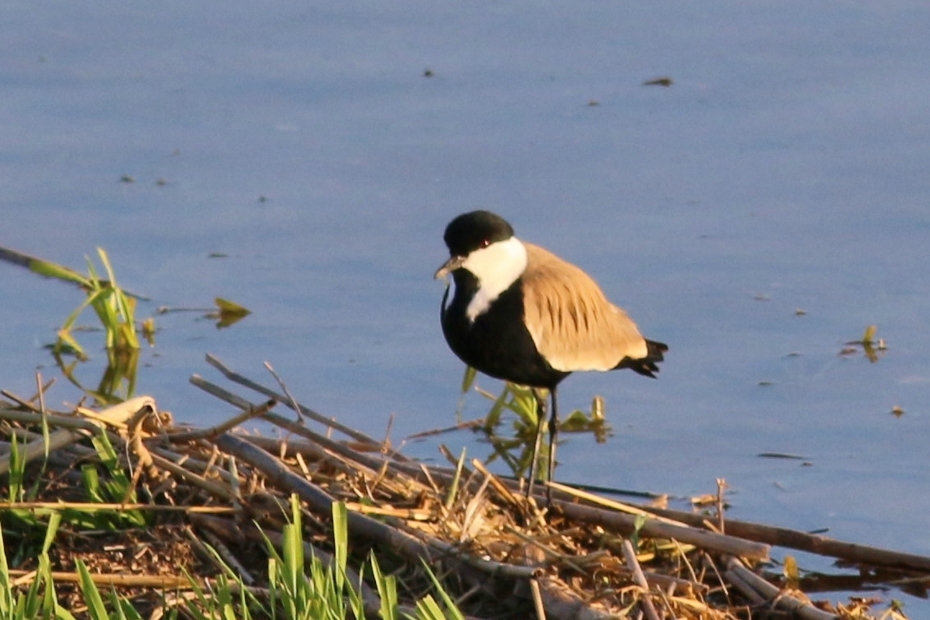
[[434, 210, 667, 502]]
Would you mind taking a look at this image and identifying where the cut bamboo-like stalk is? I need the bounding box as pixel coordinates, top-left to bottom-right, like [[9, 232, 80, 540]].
[[558, 501, 770, 561], [642, 504, 930, 573]]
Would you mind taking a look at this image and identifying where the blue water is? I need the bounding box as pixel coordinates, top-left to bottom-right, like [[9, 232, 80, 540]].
[[2, 1, 929, 613]]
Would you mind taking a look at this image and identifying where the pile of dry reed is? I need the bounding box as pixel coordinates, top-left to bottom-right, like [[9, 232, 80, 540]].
[[0, 354, 922, 619]]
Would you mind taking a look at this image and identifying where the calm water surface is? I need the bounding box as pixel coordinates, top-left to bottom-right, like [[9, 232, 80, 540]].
[[2, 0, 929, 611]]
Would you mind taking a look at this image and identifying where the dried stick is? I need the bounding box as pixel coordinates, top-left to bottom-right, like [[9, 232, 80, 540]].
[[721, 566, 766, 606], [146, 450, 242, 502], [4, 426, 96, 462], [212, 433, 434, 563], [188, 376, 410, 472], [1, 377, 56, 409], [0, 425, 87, 476], [166, 399, 276, 442], [0, 408, 103, 434], [558, 501, 769, 561], [640, 504, 930, 573], [6, 569, 190, 589]]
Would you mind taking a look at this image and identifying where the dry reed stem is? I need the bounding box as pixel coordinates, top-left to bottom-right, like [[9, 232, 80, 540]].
[[725, 556, 839, 620], [165, 399, 275, 441], [213, 433, 437, 561], [621, 539, 665, 620], [0, 501, 234, 513], [146, 450, 242, 501], [642, 504, 930, 573], [558, 499, 770, 560], [530, 578, 547, 619], [6, 569, 192, 589], [549, 480, 689, 526], [1, 376, 54, 407], [471, 458, 525, 510], [0, 408, 101, 433]]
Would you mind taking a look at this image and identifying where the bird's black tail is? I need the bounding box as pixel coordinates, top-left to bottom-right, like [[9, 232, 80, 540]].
[[621, 339, 668, 378]]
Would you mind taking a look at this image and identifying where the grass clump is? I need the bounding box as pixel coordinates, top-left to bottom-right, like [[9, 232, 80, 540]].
[[27, 247, 142, 358], [0, 497, 466, 620]]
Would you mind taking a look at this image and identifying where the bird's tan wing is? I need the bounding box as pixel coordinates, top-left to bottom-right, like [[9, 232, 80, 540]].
[[521, 243, 648, 372]]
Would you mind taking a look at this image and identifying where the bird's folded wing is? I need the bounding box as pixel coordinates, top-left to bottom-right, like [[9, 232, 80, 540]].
[[521, 243, 648, 372]]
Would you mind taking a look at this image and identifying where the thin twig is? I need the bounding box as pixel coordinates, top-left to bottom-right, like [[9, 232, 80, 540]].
[[263, 361, 304, 423], [166, 399, 276, 442], [203, 354, 382, 447]]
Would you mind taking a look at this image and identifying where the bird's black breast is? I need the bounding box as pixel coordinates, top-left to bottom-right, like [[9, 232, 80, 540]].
[[440, 271, 569, 389]]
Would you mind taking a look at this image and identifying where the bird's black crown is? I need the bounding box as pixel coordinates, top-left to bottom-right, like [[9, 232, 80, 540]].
[[443, 211, 514, 256]]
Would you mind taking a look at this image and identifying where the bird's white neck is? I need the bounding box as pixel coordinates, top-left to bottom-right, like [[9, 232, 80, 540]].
[[463, 236, 527, 321]]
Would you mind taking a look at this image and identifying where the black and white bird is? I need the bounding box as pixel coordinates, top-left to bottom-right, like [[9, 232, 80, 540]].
[[435, 210, 667, 500]]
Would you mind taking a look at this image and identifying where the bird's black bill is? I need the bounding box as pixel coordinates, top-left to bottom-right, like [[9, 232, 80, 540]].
[[434, 255, 466, 279]]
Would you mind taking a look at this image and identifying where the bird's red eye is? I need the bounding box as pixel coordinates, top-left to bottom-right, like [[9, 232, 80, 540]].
[[480, 239, 491, 248]]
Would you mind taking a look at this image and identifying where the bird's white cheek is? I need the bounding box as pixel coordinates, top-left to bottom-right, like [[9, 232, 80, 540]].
[[459, 237, 527, 322]]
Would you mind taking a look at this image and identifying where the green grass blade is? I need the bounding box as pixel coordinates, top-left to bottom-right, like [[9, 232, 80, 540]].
[[84, 254, 101, 287], [459, 366, 477, 394], [39, 553, 70, 620], [506, 384, 539, 424], [62, 288, 104, 331], [484, 383, 511, 428], [81, 464, 104, 503], [413, 595, 446, 620], [443, 448, 467, 510], [7, 434, 24, 503], [419, 561, 465, 620], [332, 501, 348, 593], [27, 257, 90, 288], [98, 248, 138, 348], [370, 553, 398, 620], [75, 560, 109, 620], [41, 511, 62, 555], [0, 522, 12, 615]]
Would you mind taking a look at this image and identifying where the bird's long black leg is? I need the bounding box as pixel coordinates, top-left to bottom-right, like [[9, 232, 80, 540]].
[[526, 388, 548, 499], [546, 387, 559, 506]]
